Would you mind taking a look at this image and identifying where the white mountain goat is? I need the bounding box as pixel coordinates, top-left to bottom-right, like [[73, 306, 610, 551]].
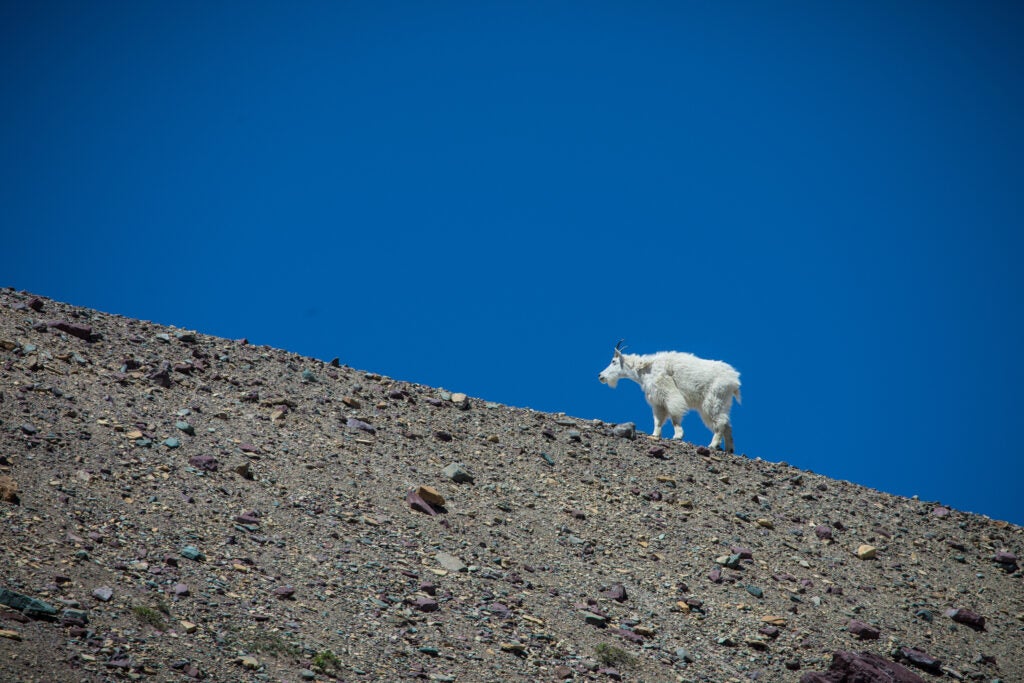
[[598, 340, 742, 452]]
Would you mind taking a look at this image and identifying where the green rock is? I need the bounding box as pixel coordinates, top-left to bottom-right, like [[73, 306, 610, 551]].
[[540, 452, 555, 466], [0, 588, 58, 619], [180, 545, 205, 561], [175, 421, 195, 435], [163, 437, 180, 449], [746, 585, 764, 599]]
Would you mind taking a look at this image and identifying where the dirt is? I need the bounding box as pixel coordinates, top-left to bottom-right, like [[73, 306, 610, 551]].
[[1, 288, 1021, 682]]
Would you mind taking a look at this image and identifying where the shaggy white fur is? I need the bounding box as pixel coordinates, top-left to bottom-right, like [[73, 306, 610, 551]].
[[599, 342, 741, 452]]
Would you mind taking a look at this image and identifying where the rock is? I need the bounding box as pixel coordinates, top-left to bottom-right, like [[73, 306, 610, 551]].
[[273, 585, 295, 599], [408, 486, 446, 515], [602, 583, 628, 602], [47, 320, 92, 341], [163, 437, 181, 449], [172, 583, 190, 597], [180, 545, 205, 561], [856, 544, 877, 560], [994, 551, 1018, 568], [746, 585, 764, 598], [582, 611, 607, 626], [435, 552, 467, 573], [147, 362, 173, 387], [0, 475, 19, 504], [0, 589, 58, 620], [800, 650, 925, 682], [434, 430, 453, 442], [612, 422, 636, 439], [176, 421, 195, 435], [91, 587, 113, 602], [441, 463, 474, 484], [931, 506, 951, 518], [898, 647, 943, 674], [346, 417, 375, 434], [236, 655, 260, 669], [188, 455, 219, 472], [815, 525, 833, 541], [233, 461, 254, 479], [411, 597, 439, 612], [0, 629, 22, 641], [180, 620, 197, 634], [945, 607, 985, 631], [847, 619, 880, 639]]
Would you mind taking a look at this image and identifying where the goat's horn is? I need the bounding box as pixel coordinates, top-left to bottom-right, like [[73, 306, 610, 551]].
[[615, 339, 625, 351]]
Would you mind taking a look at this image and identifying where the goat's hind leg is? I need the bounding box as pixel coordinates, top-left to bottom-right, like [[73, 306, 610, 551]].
[[670, 414, 684, 441]]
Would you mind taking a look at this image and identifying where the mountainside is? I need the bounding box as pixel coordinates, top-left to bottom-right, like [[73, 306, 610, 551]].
[[1, 288, 1021, 683]]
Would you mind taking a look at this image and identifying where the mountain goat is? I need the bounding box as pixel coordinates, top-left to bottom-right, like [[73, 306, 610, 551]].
[[599, 340, 741, 452]]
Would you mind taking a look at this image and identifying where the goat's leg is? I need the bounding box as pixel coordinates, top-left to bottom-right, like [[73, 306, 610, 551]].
[[670, 414, 684, 440], [723, 424, 734, 453], [652, 406, 668, 438]]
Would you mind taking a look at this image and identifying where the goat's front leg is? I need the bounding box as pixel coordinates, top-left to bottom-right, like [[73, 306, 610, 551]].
[[652, 406, 668, 438]]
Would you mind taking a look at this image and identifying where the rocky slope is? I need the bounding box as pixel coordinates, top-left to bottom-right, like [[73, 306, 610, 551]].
[[0, 288, 1021, 683]]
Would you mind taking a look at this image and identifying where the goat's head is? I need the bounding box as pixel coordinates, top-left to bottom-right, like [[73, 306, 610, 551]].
[[598, 339, 630, 388]]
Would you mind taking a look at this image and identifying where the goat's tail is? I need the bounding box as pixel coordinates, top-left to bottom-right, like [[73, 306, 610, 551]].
[[734, 387, 742, 405]]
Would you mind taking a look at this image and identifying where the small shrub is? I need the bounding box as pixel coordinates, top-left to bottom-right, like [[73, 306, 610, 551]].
[[312, 649, 342, 673], [132, 605, 167, 631], [595, 642, 635, 668]]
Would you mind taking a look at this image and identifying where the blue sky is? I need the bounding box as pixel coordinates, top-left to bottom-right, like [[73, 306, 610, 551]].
[[3, 2, 1022, 525]]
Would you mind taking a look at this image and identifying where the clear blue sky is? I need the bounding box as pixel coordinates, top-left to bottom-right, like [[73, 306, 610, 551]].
[[3, 2, 1022, 525]]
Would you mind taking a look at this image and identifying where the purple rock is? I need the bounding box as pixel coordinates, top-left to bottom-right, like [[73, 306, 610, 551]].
[[273, 585, 296, 600], [800, 651, 925, 683], [602, 583, 628, 602], [434, 430, 453, 442], [410, 596, 438, 612], [609, 627, 643, 644], [708, 568, 723, 583], [47, 320, 93, 341], [234, 511, 261, 525], [647, 446, 666, 458], [147, 362, 173, 388], [188, 455, 219, 472], [945, 607, 986, 631], [730, 546, 753, 559], [172, 583, 190, 596], [994, 551, 1017, 565], [847, 619, 880, 640], [931, 506, 951, 518], [814, 525, 833, 541], [346, 417, 375, 434]]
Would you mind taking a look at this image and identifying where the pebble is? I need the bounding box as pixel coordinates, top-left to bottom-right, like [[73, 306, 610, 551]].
[[435, 552, 467, 573], [176, 421, 195, 435], [847, 619, 880, 639], [91, 586, 113, 602], [180, 545, 205, 561], [856, 544, 877, 560], [441, 463, 474, 484], [163, 437, 181, 449]]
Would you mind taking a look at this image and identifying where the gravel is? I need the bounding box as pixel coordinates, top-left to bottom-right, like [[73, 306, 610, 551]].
[[1, 288, 1022, 682]]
